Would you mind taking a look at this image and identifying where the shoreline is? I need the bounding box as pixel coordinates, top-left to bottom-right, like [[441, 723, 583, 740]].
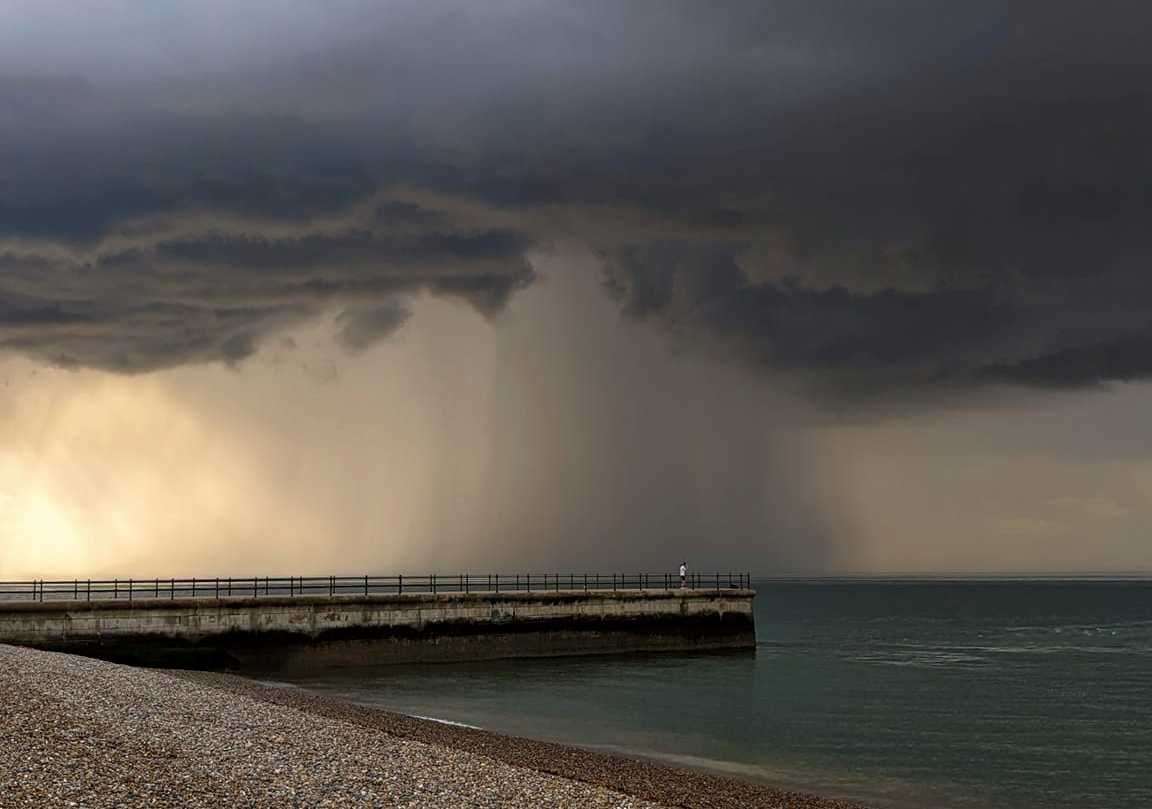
[[0, 641, 869, 808], [171, 669, 870, 809]]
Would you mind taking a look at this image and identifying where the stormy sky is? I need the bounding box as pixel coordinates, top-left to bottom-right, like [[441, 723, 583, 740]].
[[2, 1, 1151, 577]]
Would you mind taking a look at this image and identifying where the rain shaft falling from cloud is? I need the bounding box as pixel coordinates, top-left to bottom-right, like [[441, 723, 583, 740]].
[[0, 251, 849, 578]]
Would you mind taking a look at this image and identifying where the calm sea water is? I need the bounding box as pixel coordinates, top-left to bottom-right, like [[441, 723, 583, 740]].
[[268, 581, 1152, 809]]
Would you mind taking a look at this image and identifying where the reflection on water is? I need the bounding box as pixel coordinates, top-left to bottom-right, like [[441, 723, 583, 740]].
[[270, 581, 1152, 809]]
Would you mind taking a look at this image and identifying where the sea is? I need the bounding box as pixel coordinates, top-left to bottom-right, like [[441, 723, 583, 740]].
[[265, 580, 1152, 809]]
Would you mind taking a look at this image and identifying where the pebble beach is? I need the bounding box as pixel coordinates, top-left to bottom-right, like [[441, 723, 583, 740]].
[[0, 644, 868, 809]]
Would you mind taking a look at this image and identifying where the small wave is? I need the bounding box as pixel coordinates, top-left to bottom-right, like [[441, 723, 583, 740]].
[[247, 678, 303, 690], [1005, 620, 1152, 633], [409, 714, 483, 730], [970, 643, 1149, 656], [846, 650, 988, 668]]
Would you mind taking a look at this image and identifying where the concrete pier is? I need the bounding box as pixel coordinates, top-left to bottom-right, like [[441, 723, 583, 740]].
[[0, 589, 756, 672]]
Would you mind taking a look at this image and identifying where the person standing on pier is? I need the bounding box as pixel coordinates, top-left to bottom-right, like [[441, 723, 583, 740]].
[[679, 561, 687, 589]]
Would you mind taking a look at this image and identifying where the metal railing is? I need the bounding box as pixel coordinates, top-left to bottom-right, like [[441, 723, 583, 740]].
[[0, 572, 752, 603]]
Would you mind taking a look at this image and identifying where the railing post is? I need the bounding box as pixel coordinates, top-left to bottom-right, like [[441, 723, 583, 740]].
[[398, 574, 403, 595], [128, 578, 133, 603], [527, 573, 531, 592], [495, 573, 499, 593], [87, 579, 91, 601], [215, 578, 219, 599], [192, 577, 196, 599], [329, 576, 334, 597], [460, 573, 464, 593], [584, 573, 588, 592], [365, 575, 369, 596], [73, 579, 78, 600], [432, 573, 437, 594], [155, 578, 159, 598], [113, 578, 118, 600], [170, 578, 175, 600]]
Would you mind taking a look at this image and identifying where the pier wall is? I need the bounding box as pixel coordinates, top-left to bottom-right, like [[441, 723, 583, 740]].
[[0, 589, 756, 672]]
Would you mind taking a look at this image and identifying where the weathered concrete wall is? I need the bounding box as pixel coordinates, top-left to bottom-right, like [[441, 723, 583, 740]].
[[0, 589, 755, 672]]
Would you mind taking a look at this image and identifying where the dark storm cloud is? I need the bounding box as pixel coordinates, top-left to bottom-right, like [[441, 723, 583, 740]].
[[0, 197, 533, 371], [1, 1, 1151, 393], [336, 301, 412, 352], [980, 333, 1152, 389]]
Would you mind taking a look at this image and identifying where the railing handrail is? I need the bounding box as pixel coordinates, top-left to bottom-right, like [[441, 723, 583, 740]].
[[0, 572, 753, 603]]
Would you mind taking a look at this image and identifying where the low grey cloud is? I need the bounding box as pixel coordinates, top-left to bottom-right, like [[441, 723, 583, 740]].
[[336, 302, 412, 352], [0, 194, 533, 371], [1, 2, 1150, 397]]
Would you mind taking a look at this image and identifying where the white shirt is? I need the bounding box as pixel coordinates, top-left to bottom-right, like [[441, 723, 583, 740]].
[[679, 564, 687, 577]]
